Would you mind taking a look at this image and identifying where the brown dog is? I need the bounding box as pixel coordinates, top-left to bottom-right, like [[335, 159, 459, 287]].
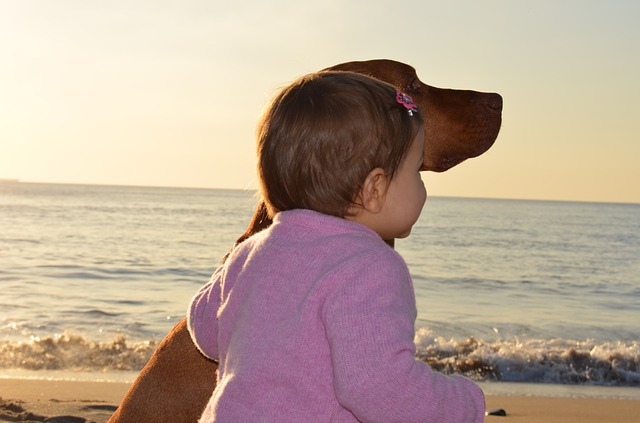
[[107, 59, 502, 422]]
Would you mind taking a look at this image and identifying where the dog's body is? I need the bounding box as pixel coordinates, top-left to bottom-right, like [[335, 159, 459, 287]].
[[107, 59, 502, 422]]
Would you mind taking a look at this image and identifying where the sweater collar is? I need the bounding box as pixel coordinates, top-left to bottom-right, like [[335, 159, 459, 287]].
[[273, 209, 381, 240]]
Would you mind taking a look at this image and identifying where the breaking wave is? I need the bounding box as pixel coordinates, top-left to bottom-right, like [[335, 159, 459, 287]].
[[414, 328, 640, 386], [0, 334, 157, 372], [1, 330, 638, 387]]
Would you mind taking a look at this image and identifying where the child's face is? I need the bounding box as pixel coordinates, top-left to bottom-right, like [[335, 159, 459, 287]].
[[378, 128, 427, 239]]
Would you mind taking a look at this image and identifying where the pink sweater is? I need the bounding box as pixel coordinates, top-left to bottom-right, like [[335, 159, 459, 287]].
[[188, 209, 484, 422]]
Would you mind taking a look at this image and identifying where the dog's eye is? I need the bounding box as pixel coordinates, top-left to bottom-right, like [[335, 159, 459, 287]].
[[407, 78, 422, 92]]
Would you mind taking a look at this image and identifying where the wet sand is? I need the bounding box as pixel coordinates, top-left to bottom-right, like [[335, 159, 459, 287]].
[[1, 378, 639, 422]]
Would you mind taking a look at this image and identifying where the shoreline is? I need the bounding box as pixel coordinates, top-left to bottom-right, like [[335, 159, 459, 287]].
[[1, 378, 639, 423]]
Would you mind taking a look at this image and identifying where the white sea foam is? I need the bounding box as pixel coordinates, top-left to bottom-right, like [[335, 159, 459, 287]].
[[0, 329, 638, 388], [414, 327, 640, 386]]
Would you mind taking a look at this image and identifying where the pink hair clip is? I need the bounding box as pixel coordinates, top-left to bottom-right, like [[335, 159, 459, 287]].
[[396, 91, 418, 116]]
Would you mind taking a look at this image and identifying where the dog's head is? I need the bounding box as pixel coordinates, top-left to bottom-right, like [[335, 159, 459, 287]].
[[326, 59, 502, 172]]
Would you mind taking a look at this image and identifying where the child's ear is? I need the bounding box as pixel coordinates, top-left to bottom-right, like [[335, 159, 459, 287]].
[[360, 168, 387, 213]]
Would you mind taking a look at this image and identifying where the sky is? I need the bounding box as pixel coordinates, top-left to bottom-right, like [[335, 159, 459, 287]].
[[1, 0, 639, 204]]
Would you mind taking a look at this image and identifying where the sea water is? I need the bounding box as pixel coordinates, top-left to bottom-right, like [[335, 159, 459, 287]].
[[1, 182, 638, 395]]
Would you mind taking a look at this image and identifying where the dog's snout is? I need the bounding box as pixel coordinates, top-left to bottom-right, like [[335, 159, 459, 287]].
[[486, 93, 503, 112]]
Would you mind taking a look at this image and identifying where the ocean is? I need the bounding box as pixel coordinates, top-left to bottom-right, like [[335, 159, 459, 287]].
[[1, 182, 639, 398]]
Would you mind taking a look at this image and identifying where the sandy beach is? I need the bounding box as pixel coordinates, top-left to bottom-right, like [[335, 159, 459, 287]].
[[0, 378, 126, 422], [1, 378, 639, 423]]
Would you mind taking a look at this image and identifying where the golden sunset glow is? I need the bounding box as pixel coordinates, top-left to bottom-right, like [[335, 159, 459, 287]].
[[1, 0, 639, 203]]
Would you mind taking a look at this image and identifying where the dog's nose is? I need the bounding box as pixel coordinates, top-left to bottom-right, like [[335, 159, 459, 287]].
[[486, 93, 503, 112]]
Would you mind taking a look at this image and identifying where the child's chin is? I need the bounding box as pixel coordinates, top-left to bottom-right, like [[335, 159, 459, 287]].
[[396, 229, 412, 239]]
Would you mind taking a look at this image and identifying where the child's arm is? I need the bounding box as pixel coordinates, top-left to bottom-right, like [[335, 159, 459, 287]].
[[186, 266, 224, 361], [323, 251, 485, 423]]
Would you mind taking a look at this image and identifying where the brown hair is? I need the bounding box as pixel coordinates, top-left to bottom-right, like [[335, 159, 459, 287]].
[[257, 71, 423, 218]]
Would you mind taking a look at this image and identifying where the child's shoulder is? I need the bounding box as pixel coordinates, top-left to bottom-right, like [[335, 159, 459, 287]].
[[318, 232, 409, 282]]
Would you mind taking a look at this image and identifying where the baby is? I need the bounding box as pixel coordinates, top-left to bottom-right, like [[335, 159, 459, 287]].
[[187, 71, 484, 422]]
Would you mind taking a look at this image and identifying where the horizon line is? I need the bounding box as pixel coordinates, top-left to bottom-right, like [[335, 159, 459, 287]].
[[3, 179, 638, 207]]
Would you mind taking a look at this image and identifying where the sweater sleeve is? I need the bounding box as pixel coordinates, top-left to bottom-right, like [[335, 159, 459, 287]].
[[323, 251, 485, 423], [186, 266, 223, 361]]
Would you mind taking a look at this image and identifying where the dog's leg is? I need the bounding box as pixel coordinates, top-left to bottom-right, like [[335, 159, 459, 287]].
[[107, 319, 216, 422]]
